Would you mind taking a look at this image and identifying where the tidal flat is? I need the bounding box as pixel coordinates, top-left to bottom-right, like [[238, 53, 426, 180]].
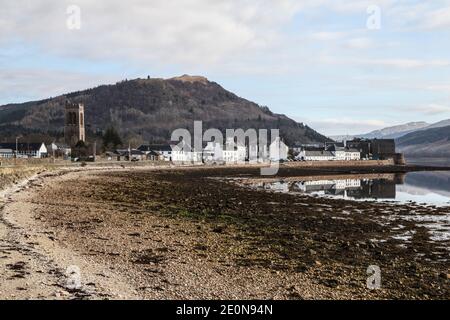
[[11, 165, 446, 299]]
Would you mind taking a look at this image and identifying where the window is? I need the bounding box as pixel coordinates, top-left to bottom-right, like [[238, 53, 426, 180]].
[[67, 112, 72, 125], [68, 112, 77, 125]]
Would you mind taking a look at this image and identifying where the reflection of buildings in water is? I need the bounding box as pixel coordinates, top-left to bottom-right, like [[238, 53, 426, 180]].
[[293, 179, 361, 193], [347, 179, 396, 199], [394, 173, 406, 185], [292, 178, 396, 199], [258, 175, 402, 200], [371, 180, 396, 199], [294, 180, 333, 193], [259, 181, 290, 193]]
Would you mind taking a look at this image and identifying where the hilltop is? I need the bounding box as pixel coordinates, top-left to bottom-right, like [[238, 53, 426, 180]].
[[0, 76, 328, 146]]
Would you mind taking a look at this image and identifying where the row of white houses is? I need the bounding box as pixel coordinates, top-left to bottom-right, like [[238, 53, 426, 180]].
[[132, 139, 387, 164], [0, 139, 367, 164], [138, 138, 289, 163], [295, 146, 361, 161], [0, 142, 73, 159]]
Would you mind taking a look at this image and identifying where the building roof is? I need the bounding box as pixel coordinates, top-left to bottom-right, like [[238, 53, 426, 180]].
[[292, 143, 323, 148], [327, 145, 346, 152], [0, 143, 45, 152], [116, 149, 145, 156], [138, 144, 172, 152], [53, 142, 70, 149], [305, 150, 334, 157], [171, 140, 195, 152], [346, 138, 366, 143], [147, 150, 161, 156], [326, 142, 345, 148], [371, 138, 395, 142], [302, 146, 326, 152]]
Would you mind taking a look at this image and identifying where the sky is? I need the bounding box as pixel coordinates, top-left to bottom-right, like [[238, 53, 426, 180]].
[[1, 0, 450, 136]]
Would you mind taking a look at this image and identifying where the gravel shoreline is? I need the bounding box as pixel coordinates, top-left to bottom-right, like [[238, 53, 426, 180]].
[[1, 166, 449, 299]]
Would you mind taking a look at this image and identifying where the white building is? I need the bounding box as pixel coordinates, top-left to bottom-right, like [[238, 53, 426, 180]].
[[296, 149, 335, 161], [171, 144, 184, 162], [0, 143, 47, 158], [269, 138, 289, 161], [291, 144, 323, 154], [247, 144, 259, 162], [295, 145, 361, 161], [327, 145, 361, 161], [0, 149, 14, 158], [203, 141, 223, 163], [344, 148, 361, 161], [138, 144, 173, 161], [222, 149, 244, 163], [171, 140, 204, 163], [48, 142, 71, 158], [203, 139, 247, 164], [171, 143, 202, 163], [223, 138, 246, 164], [332, 147, 347, 161]]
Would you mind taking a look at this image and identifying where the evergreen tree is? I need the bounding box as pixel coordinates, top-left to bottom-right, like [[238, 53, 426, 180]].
[[102, 127, 122, 150]]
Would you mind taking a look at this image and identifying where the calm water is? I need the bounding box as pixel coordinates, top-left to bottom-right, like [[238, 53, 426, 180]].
[[252, 171, 450, 206], [406, 157, 450, 167], [248, 159, 450, 243]]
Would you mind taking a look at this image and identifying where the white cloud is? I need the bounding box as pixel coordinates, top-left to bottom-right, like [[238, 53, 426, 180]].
[[364, 59, 450, 68], [345, 37, 375, 49], [2, 0, 450, 126], [308, 31, 347, 41], [319, 57, 450, 69], [422, 6, 450, 29], [386, 1, 450, 31], [0, 68, 118, 104], [316, 118, 387, 127], [1, 1, 449, 71], [425, 84, 450, 92], [0, 0, 305, 66], [425, 7, 450, 28], [296, 117, 389, 136], [411, 104, 450, 115]]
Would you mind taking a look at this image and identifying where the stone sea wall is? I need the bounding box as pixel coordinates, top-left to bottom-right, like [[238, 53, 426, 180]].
[[284, 159, 396, 168]]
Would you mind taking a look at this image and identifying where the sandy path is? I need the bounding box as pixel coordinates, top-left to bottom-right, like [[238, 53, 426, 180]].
[[0, 169, 141, 299]]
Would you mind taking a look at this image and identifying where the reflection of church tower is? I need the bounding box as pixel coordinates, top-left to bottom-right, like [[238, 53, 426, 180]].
[[64, 101, 85, 147]]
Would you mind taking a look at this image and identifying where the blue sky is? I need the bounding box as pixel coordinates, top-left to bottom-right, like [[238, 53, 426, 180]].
[[1, 0, 450, 136]]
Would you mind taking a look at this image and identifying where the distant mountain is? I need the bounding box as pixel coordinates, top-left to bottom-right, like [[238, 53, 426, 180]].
[[425, 119, 450, 129], [327, 134, 357, 142], [0, 75, 329, 146], [359, 122, 430, 139], [397, 125, 450, 157], [330, 120, 450, 142]]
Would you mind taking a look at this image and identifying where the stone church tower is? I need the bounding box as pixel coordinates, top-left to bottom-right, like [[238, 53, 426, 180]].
[[64, 101, 85, 147]]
